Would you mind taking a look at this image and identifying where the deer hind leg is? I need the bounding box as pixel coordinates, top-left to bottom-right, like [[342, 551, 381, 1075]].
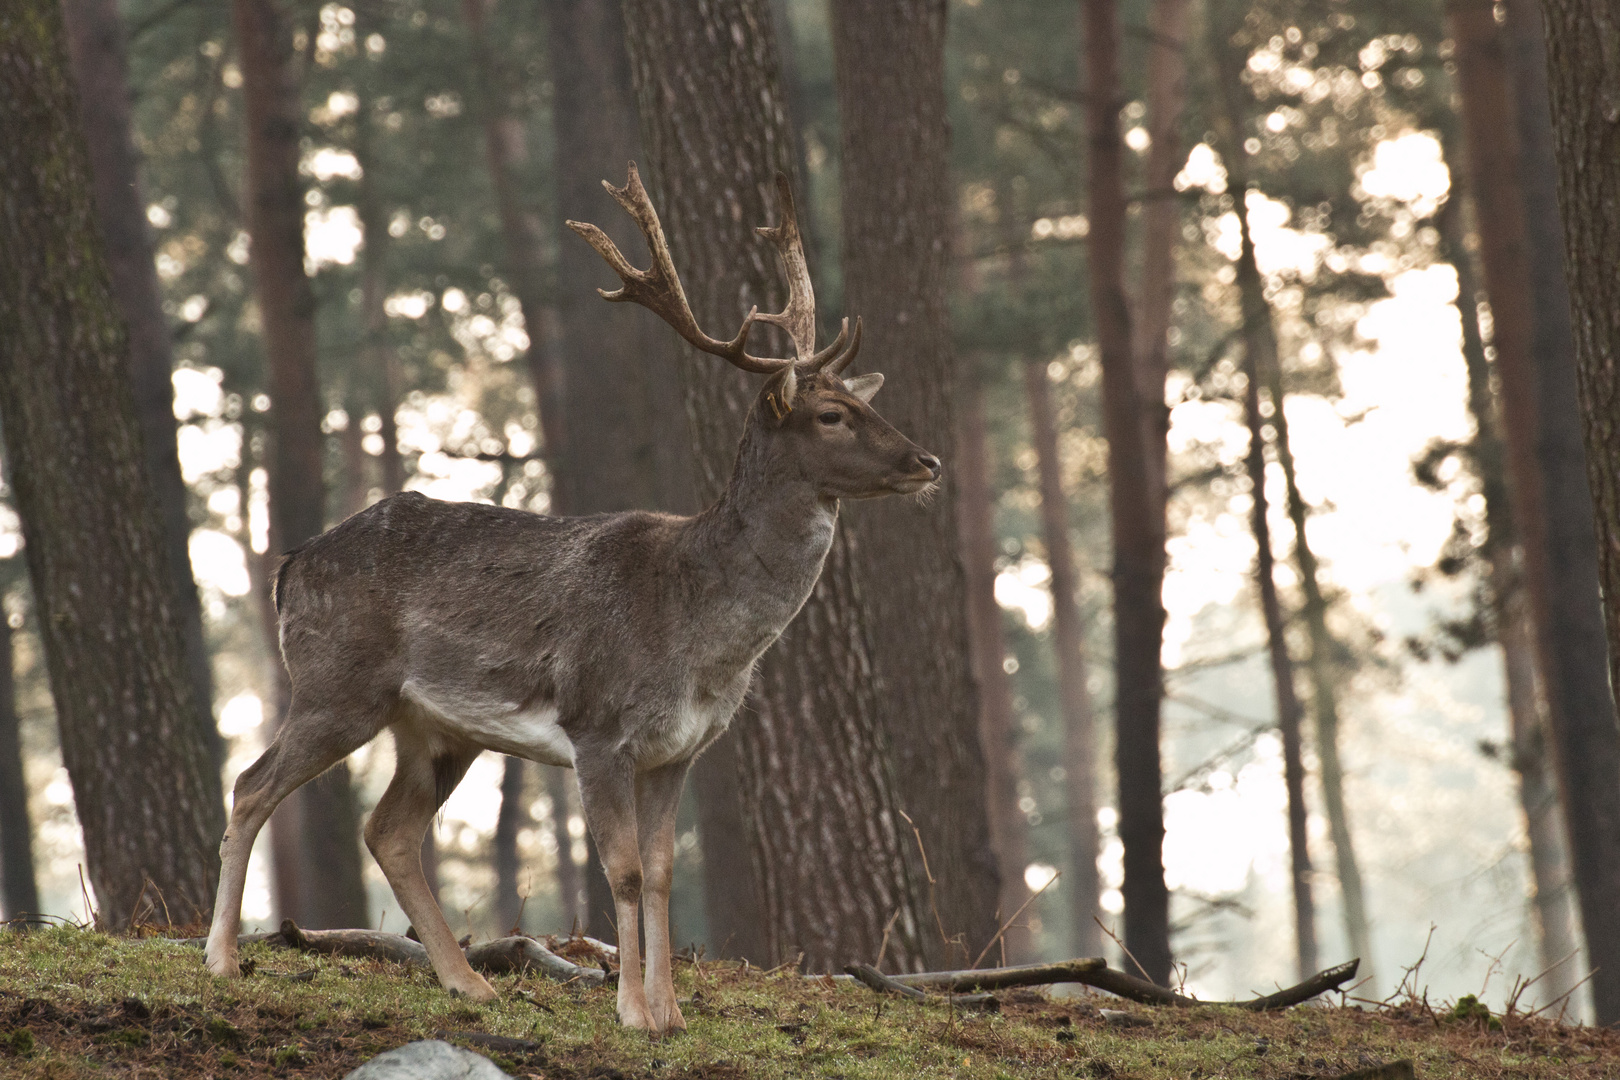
[[365, 727, 491, 1000], [576, 753, 653, 1029], [205, 696, 377, 979], [635, 761, 691, 1032]]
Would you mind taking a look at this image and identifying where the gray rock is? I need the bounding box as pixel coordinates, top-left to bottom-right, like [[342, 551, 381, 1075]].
[[344, 1040, 511, 1079]]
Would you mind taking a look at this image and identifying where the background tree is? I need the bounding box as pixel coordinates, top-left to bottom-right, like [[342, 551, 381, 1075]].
[[0, 0, 222, 927], [0, 565, 39, 922]]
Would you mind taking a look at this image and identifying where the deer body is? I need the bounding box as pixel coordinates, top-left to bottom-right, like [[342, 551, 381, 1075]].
[[205, 165, 935, 1033]]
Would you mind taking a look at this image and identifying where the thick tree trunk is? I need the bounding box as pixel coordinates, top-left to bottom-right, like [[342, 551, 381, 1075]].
[[0, 596, 40, 921], [1022, 358, 1103, 960], [1435, 183, 1580, 1006], [830, 0, 1002, 967], [234, 0, 368, 931], [620, 0, 927, 972], [957, 368, 1029, 962], [0, 2, 222, 927], [1231, 220, 1318, 983], [1535, 0, 1620, 1026], [61, 0, 224, 787], [1083, 0, 1171, 984]]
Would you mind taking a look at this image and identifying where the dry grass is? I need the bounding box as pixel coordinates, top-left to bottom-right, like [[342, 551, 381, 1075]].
[[0, 926, 1615, 1078]]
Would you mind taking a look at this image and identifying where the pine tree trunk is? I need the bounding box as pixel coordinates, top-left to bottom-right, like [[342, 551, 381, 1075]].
[[830, 0, 1002, 967], [493, 755, 528, 933], [1535, 0, 1620, 1026], [957, 367, 1029, 962], [1022, 358, 1103, 960], [1083, 0, 1171, 984], [1206, 19, 1319, 979], [61, 0, 224, 788], [0, 2, 222, 926], [1232, 217, 1318, 983], [234, 0, 368, 930], [547, 766, 582, 930], [620, 0, 927, 972], [1435, 183, 1580, 1006], [0, 594, 40, 921]]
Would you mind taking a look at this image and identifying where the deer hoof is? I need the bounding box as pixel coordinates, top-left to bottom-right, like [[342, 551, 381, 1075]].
[[451, 975, 498, 1003], [649, 1001, 687, 1033], [204, 948, 240, 979], [617, 1002, 656, 1031]]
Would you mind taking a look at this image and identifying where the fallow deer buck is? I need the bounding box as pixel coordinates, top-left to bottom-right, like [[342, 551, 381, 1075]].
[[203, 163, 939, 1032]]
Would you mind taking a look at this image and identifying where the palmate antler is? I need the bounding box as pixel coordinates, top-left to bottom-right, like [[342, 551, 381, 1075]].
[[566, 163, 862, 377]]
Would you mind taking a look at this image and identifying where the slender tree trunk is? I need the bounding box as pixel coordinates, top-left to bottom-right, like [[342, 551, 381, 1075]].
[[830, 0, 1002, 967], [0, 2, 222, 926], [1134, 0, 1188, 501], [234, 0, 367, 930], [61, 0, 224, 788], [1232, 223, 1318, 983], [1022, 358, 1103, 960], [1435, 184, 1580, 1005], [621, 0, 927, 972], [547, 766, 582, 931], [539, 0, 713, 944], [957, 366, 1029, 962], [0, 592, 40, 921], [1205, 17, 1319, 979], [1533, 0, 1620, 1026], [1083, 0, 1171, 984], [492, 755, 528, 932]]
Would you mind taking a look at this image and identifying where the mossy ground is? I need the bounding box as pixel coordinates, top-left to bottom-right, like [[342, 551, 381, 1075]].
[[0, 927, 1614, 1078]]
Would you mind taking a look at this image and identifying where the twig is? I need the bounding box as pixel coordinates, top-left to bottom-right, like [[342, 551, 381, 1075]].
[[1094, 916, 1155, 983], [1526, 964, 1598, 1019], [874, 908, 901, 969], [1506, 946, 1579, 1016], [972, 870, 1060, 969]]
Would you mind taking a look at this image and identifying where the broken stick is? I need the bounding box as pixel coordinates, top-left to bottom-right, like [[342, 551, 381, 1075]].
[[845, 964, 999, 1009]]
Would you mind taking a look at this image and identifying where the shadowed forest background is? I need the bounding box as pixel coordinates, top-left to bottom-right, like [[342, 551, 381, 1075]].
[[4, 0, 1620, 1032]]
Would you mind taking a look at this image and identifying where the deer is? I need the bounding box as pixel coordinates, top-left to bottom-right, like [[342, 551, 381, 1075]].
[[202, 162, 939, 1033]]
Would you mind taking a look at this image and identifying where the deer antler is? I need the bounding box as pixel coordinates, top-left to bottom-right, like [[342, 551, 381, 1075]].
[[567, 163, 862, 376]]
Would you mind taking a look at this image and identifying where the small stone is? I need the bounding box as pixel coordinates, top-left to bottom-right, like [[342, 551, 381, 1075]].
[[344, 1039, 511, 1079]]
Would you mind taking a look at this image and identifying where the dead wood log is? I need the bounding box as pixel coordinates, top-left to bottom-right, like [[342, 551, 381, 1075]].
[[845, 963, 999, 1009], [463, 935, 606, 985], [1236, 958, 1361, 1011], [276, 920, 430, 966], [892, 957, 1107, 992]]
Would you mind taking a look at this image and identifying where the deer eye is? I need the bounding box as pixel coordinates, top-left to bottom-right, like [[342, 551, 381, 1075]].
[[818, 410, 842, 426]]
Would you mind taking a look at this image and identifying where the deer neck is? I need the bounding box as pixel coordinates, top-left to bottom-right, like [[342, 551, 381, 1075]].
[[689, 419, 836, 616]]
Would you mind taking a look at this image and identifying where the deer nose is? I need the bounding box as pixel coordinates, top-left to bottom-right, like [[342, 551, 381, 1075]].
[[911, 451, 942, 478]]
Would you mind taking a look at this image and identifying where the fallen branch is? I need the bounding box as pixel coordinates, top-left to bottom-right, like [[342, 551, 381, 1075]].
[[464, 936, 606, 985], [1237, 959, 1361, 1011], [276, 921, 430, 967], [845, 964, 998, 1010], [893, 957, 1107, 993]]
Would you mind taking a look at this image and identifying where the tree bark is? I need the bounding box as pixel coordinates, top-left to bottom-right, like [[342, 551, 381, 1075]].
[[1083, 0, 1172, 984], [0, 590, 40, 921], [233, 0, 368, 931], [830, 0, 1002, 967], [60, 0, 224, 788], [1022, 358, 1103, 960], [620, 0, 927, 972], [956, 367, 1029, 962], [0, 1, 222, 927], [1534, 0, 1620, 1026], [493, 755, 528, 933], [1434, 182, 1580, 1007], [546, 766, 582, 931]]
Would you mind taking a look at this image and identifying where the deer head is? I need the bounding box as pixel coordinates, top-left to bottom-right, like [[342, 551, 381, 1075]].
[[566, 164, 940, 502]]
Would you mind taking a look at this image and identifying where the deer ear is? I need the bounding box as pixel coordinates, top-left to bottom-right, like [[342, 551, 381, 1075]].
[[761, 366, 798, 426], [843, 372, 884, 403]]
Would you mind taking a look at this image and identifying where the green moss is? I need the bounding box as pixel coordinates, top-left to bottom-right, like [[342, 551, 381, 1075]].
[[3, 1028, 35, 1056]]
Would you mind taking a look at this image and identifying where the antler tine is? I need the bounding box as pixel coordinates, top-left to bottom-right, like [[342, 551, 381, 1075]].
[[752, 173, 818, 363], [565, 162, 790, 375], [821, 316, 863, 376]]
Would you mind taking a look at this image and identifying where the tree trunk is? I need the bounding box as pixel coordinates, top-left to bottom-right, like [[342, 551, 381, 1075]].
[[1232, 220, 1318, 983], [0, 591, 40, 921], [1533, 0, 1620, 1026], [234, 0, 368, 931], [1435, 182, 1580, 1006], [492, 755, 528, 933], [1206, 15, 1319, 980], [61, 0, 224, 788], [0, 2, 222, 927], [547, 766, 582, 931], [957, 366, 1029, 962], [621, 0, 927, 972], [1022, 358, 1103, 961], [830, 0, 1002, 967], [1083, 0, 1171, 984]]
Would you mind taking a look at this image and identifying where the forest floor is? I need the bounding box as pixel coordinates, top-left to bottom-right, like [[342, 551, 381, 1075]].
[[0, 926, 1615, 1079]]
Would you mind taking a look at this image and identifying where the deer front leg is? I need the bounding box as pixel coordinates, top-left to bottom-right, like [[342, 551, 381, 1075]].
[[577, 754, 653, 1029], [365, 734, 494, 1001], [636, 761, 690, 1032]]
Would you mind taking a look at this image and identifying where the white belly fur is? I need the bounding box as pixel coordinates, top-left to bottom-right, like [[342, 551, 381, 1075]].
[[400, 679, 576, 767]]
